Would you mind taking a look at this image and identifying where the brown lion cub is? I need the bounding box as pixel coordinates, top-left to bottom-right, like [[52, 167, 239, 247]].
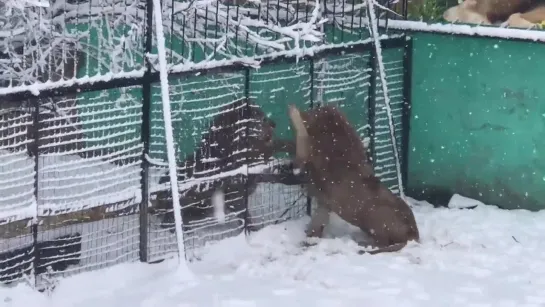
[[288, 104, 420, 254]]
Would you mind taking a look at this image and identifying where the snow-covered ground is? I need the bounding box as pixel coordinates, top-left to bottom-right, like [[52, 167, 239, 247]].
[[2, 195, 545, 307]]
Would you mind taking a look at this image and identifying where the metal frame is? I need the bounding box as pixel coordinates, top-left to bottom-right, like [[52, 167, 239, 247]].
[[366, 47, 377, 166], [139, 0, 154, 264], [401, 36, 413, 195], [0, 27, 412, 286]]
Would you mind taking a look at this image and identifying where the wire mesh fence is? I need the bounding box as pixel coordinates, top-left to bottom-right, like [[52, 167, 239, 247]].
[[0, 0, 411, 291]]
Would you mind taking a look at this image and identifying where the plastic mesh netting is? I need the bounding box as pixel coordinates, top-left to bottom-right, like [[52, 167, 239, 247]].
[[369, 48, 406, 195], [0, 0, 409, 288]]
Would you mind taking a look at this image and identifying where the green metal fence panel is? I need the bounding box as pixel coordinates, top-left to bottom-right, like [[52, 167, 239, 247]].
[[315, 54, 370, 139], [408, 32, 545, 211], [149, 73, 247, 163], [369, 48, 406, 194], [70, 21, 145, 176], [69, 17, 408, 199], [249, 61, 311, 151], [147, 48, 406, 195]]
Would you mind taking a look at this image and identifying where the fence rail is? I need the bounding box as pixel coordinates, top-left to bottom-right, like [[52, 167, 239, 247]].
[[0, 0, 410, 290]]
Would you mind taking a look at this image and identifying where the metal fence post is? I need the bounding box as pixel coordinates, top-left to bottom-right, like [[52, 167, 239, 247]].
[[402, 0, 409, 20], [139, 0, 154, 263], [31, 99, 40, 287], [401, 36, 413, 195], [367, 49, 377, 166], [243, 68, 251, 235], [306, 58, 315, 216]]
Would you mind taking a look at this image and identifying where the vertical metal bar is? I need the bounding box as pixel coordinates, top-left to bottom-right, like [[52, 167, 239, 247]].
[[367, 49, 377, 166], [340, 0, 345, 43], [245, 10, 251, 56], [139, 0, 154, 263], [402, 0, 409, 20], [235, 6, 240, 58], [401, 36, 413, 195], [306, 58, 314, 217], [254, 4, 262, 55], [32, 99, 40, 287], [385, 0, 391, 31], [192, 7, 198, 62], [169, 0, 175, 63], [243, 68, 251, 234], [152, 0, 188, 267], [213, 1, 219, 59], [332, 0, 336, 43]]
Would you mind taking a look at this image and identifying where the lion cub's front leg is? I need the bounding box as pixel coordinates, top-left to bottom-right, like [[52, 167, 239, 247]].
[[301, 204, 329, 248], [305, 203, 330, 238]]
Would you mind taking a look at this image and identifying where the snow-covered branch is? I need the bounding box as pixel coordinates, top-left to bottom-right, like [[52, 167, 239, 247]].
[[0, 0, 390, 91], [0, 1, 80, 88]]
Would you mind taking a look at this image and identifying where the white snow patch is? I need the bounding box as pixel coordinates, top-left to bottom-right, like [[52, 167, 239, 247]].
[[448, 193, 485, 209], [2, 196, 545, 307], [212, 189, 226, 224]]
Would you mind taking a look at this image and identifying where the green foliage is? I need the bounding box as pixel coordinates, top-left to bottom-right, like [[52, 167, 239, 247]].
[[407, 0, 458, 22]]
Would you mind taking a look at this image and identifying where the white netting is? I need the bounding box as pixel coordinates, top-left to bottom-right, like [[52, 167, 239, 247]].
[[370, 51, 405, 195], [146, 70, 309, 261], [366, 0, 405, 196], [0, 112, 34, 224], [0, 88, 146, 284], [0, 0, 408, 287], [148, 74, 247, 262]]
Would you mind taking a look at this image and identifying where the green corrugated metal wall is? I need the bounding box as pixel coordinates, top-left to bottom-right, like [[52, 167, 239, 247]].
[[408, 32, 545, 211]]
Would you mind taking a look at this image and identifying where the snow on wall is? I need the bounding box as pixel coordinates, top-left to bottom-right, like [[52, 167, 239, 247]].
[[381, 20, 545, 42]]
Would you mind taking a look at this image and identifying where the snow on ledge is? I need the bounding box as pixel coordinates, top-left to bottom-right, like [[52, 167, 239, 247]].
[[379, 20, 545, 42], [168, 34, 405, 75], [0, 69, 146, 97]]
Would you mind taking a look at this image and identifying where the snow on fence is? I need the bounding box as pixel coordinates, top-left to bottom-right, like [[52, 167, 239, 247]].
[[0, 0, 409, 291]]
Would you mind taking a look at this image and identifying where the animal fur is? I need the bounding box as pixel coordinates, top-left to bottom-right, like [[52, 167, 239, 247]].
[[287, 104, 420, 254], [153, 98, 296, 231], [504, 5, 545, 27], [443, 0, 545, 26]]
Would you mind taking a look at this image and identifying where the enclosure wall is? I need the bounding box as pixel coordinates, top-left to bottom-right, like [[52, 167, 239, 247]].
[[406, 32, 545, 211]]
